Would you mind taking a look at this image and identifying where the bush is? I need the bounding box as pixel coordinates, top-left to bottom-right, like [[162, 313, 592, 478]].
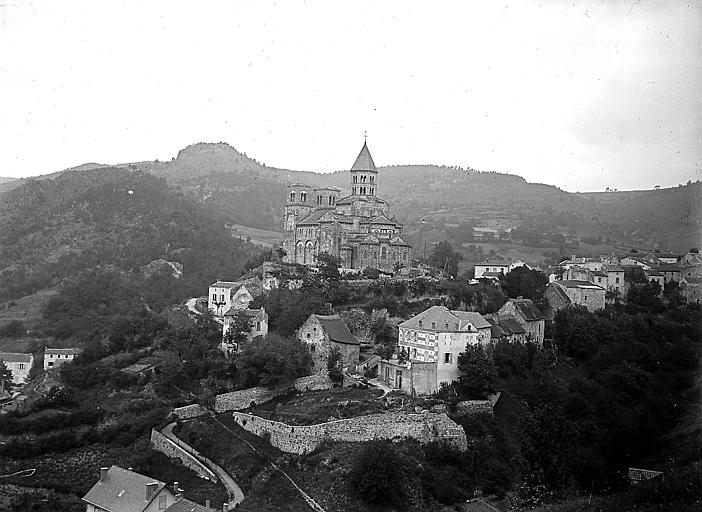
[[351, 441, 409, 507]]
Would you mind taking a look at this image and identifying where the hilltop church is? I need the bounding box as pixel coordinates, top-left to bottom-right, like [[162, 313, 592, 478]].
[[282, 142, 411, 272]]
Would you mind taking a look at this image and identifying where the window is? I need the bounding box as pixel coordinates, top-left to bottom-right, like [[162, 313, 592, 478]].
[[301, 191, 307, 202], [290, 192, 296, 202], [310, 345, 315, 352], [615, 277, 620, 283], [419, 320, 423, 327], [444, 353, 452, 364], [306, 333, 311, 338], [256, 321, 261, 331], [328, 196, 333, 205], [352, 186, 357, 195], [444, 322, 449, 330], [370, 175, 374, 183], [431, 322, 436, 329], [412, 348, 417, 358], [19, 363, 24, 369], [353, 175, 357, 183], [212, 294, 216, 301], [370, 187, 374, 195], [220, 294, 225, 302]]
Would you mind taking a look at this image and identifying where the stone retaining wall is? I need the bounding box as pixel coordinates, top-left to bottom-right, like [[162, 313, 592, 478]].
[[293, 373, 333, 392], [173, 404, 208, 419], [149, 429, 217, 481], [214, 387, 275, 413], [231, 411, 467, 455], [454, 392, 500, 417]]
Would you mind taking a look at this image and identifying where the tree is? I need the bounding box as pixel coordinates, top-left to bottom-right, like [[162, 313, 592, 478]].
[[0, 362, 15, 394], [224, 310, 253, 349], [351, 441, 408, 507], [430, 240, 462, 278], [457, 344, 496, 399], [236, 334, 312, 387], [500, 266, 548, 303], [327, 346, 344, 384]]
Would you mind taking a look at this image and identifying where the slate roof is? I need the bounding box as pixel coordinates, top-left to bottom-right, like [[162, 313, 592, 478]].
[[558, 280, 605, 290], [499, 316, 526, 335], [0, 352, 32, 364], [602, 264, 625, 272], [476, 260, 510, 267], [44, 347, 82, 356], [296, 210, 328, 226], [461, 497, 501, 512], [451, 311, 492, 330], [508, 299, 545, 321], [82, 466, 169, 512], [399, 306, 490, 332], [351, 142, 376, 172], [164, 498, 213, 512], [209, 281, 239, 288], [223, 307, 264, 317], [620, 265, 649, 283], [335, 195, 388, 206], [313, 314, 360, 345], [547, 282, 572, 304]]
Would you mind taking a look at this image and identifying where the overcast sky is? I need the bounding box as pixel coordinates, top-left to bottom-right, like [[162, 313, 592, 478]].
[[1, 1, 700, 192]]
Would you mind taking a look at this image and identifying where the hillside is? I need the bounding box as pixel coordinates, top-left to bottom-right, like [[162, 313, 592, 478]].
[[5, 142, 700, 255], [0, 168, 260, 314]]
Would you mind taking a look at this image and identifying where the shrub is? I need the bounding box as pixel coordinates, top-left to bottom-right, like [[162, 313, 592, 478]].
[[351, 441, 408, 507]]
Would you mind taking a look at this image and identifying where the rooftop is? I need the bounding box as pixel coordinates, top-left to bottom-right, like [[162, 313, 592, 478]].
[[164, 498, 213, 512], [505, 298, 545, 321], [399, 306, 490, 332], [312, 314, 359, 345], [0, 352, 33, 364], [45, 347, 82, 355], [558, 280, 605, 290], [82, 466, 168, 512], [351, 141, 377, 172]]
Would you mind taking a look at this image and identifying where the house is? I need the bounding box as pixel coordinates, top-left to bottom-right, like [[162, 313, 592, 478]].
[[559, 255, 601, 271], [483, 314, 526, 343], [657, 263, 682, 283], [497, 298, 545, 345], [298, 314, 360, 371], [0, 352, 33, 385], [220, 308, 268, 356], [544, 280, 606, 313], [645, 252, 680, 265], [164, 497, 215, 512], [645, 269, 665, 289], [82, 466, 177, 512], [474, 259, 527, 279], [602, 264, 625, 295], [620, 265, 651, 295], [207, 281, 256, 316], [377, 306, 491, 395], [620, 255, 655, 270], [472, 227, 498, 239], [44, 347, 81, 370], [681, 276, 702, 303], [681, 251, 702, 267]]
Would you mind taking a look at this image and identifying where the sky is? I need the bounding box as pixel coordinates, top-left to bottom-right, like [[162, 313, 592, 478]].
[[1, 0, 700, 192]]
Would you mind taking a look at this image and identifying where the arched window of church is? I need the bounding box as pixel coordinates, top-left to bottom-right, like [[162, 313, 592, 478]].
[[290, 191, 296, 202], [353, 175, 357, 184], [370, 187, 374, 195], [381, 246, 387, 259], [370, 175, 374, 184], [301, 191, 307, 202], [352, 186, 356, 195]]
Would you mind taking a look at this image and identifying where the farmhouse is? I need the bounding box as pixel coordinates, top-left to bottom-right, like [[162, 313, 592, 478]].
[[44, 347, 81, 370], [544, 280, 606, 313], [0, 352, 33, 385], [298, 314, 360, 371], [221, 307, 268, 356], [497, 298, 545, 345]]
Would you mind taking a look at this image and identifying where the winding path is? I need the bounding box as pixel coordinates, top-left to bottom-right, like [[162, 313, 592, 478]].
[[161, 421, 245, 509]]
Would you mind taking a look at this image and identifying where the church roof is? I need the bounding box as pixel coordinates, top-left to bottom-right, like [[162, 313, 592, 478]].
[[369, 214, 399, 225], [389, 235, 410, 246], [351, 142, 376, 172], [297, 210, 328, 226], [336, 195, 388, 206]]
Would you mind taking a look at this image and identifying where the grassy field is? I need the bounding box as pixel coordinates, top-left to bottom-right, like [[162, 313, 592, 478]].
[[230, 224, 283, 248], [0, 288, 57, 329]]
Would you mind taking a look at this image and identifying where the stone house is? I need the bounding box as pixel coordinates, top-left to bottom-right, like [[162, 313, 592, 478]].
[[0, 352, 33, 385], [497, 298, 545, 345], [298, 314, 360, 372], [377, 305, 491, 395], [681, 276, 702, 304], [602, 264, 625, 294], [559, 256, 602, 271], [44, 347, 81, 371], [220, 308, 268, 356], [620, 255, 655, 270], [645, 269, 665, 289], [82, 466, 177, 512], [681, 251, 702, 266], [544, 280, 606, 313], [483, 314, 527, 343]]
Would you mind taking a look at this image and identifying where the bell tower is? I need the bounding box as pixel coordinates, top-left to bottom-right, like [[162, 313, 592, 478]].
[[349, 138, 378, 198]]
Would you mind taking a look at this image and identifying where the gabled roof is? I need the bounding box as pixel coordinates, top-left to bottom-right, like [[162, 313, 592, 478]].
[[389, 235, 410, 246], [476, 260, 510, 267], [399, 306, 490, 332], [82, 466, 169, 512], [506, 299, 545, 321], [451, 311, 492, 330], [297, 210, 328, 226], [312, 314, 359, 345], [602, 264, 625, 272], [209, 281, 239, 288], [164, 498, 212, 512], [223, 307, 265, 317], [546, 282, 572, 304], [45, 347, 82, 355], [369, 214, 397, 225], [557, 280, 605, 290], [499, 316, 526, 335], [351, 142, 376, 172], [0, 352, 32, 364], [683, 276, 702, 285]]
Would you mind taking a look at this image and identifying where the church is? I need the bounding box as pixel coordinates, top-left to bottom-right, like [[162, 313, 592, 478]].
[[282, 142, 412, 272]]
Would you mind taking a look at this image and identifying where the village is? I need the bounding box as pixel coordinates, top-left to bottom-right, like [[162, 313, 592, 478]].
[[0, 143, 699, 512]]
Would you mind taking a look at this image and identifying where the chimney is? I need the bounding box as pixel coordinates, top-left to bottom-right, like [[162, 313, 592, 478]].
[[222, 503, 228, 512], [174, 481, 181, 498], [205, 499, 211, 509], [100, 467, 109, 482], [571, 254, 576, 261], [145, 482, 158, 500]]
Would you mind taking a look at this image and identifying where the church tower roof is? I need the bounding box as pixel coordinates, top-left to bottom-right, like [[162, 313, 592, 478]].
[[351, 142, 376, 172]]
